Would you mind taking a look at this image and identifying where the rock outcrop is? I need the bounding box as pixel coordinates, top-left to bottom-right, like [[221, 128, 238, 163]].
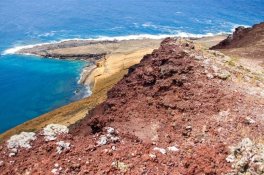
[[211, 22, 264, 49], [211, 22, 264, 59]]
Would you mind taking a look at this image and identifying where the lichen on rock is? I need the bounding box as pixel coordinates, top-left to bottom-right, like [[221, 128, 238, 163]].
[[226, 138, 264, 174], [216, 69, 231, 80], [42, 124, 69, 141], [7, 132, 36, 150]]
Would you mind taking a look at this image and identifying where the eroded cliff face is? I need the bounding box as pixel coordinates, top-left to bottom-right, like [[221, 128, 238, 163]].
[[0, 38, 263, 175]]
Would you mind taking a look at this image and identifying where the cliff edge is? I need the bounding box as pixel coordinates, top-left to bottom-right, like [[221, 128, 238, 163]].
[[0, 37, 263, 174]]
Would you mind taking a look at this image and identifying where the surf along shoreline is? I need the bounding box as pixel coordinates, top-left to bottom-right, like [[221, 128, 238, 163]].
[[0, 34, 227, 141]]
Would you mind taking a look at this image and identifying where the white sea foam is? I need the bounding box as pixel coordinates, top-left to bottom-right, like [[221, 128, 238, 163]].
[[38, 31, 56, 37], [2, 32, 229, 55], [3, 45, 35, 55], [2, 42, 57, 55]]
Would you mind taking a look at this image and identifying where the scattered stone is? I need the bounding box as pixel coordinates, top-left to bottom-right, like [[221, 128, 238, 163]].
[[149, 153, 157, 159], [226, 155, 235, 163], [97, 127, 119, 146], [10, 148, 18, 154], [182, 125, 192, 137], [56, 141, 71, 154], [206, 73, 214, 79], [109, 136, 120, 142], [186, 126, 192, 130], [111, 146, 116, 151], [194, 55, 204, 60], [51, 163, 62, 175], [112, 161, 129, 173], [51, 168, 59, 175], [23, 169, 31, 175], [226, 138, 264, 174], [167, 145, 179, 152], [7, 132, 36, 154], [244, 117, 256, 124], [0, 160, 4, 167], [215, 69, 231, 80], [106, 127, 115, 134], [70, 163, 81, 171], [153, 147, 167, 154], [97, 135, 108, 146], [43, 124, 69, 141], [9, 152, 16, 157]]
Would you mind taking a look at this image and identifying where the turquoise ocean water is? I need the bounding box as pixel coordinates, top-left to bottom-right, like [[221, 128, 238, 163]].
[[0, 0, 263, 132]]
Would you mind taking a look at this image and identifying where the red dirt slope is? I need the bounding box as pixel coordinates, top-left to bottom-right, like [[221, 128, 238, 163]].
[[0, 38, 263, 175]]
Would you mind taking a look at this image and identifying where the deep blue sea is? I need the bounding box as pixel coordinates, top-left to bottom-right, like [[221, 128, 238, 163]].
[[0, 0, 263, 133]]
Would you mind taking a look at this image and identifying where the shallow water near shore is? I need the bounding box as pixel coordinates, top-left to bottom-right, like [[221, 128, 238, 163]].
[[0, 55, 88, 132], [0, 0, 263, 133]]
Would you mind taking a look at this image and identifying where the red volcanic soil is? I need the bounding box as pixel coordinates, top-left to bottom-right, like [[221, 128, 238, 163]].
[[0, 38, 263, 175]]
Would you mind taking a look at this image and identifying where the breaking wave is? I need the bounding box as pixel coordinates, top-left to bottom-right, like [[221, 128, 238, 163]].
[[2, 31, 229, 55]]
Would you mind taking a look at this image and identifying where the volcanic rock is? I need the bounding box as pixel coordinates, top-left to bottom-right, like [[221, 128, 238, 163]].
[[211, 22, 264, 50], [0, 37, 263, 174]]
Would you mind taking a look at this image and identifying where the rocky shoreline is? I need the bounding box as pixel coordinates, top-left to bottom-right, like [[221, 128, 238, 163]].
[[16, 40, 116, 61], [16, 39, 164, 91]]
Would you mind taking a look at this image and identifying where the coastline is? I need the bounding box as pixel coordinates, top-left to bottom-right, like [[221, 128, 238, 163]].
[[10, 38, 164, 92], [0, 34, 228, 141], [2, 33, 228, 55]]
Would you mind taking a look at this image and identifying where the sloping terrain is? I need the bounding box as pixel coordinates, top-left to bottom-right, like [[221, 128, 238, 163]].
[[211, 22, 264, 73], [0, 38, 263, 174], [211, 22, 264, 50]]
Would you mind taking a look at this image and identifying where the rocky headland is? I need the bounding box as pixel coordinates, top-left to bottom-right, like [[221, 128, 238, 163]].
[[17, 39, 164, 92], [0, 22, 263, 174], [211, 22, 264, 74], [0, 23, 264, 175]]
